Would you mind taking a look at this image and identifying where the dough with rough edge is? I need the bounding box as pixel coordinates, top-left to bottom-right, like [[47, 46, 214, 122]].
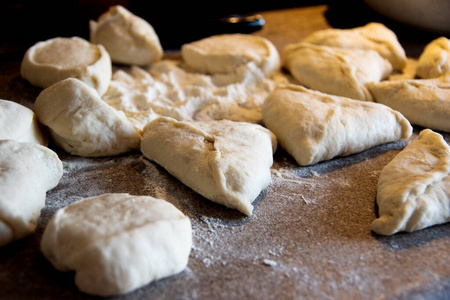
[[0, 140, 63, 246], [262, 85, 412, 166], [416, 37, 450, 79], [0, 99, 48, 146], [41, 193, 192, 296], [302, 22, 407, 71], [373, 129, 450, 235], [140, 116, 277, 216], [90, 5, 163, 66], [181, 34, 280, 76], [367, 72, 450, 132], [21, 37, 112, 96], [283, 42, 393, 101], [34, 78, 141, 157]]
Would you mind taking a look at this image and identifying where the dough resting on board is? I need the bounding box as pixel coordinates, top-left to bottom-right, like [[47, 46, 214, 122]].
[[373, 129, 450, 235], [262, 85, 412, 166], [140, 116, 277, 216], [0, 140, 63, 246], [416, 37, 450, 79], [41, 193, 192, 296]]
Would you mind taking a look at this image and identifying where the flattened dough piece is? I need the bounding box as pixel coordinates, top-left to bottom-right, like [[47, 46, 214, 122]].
[[283, 43, 393, 101], [0, 99, 48, 145], [181, 34, 280, 76], [34, 78, 141, 157], [21, 37, 112, 96], [373, 129, 450, 235], [262, 85, 412, 166], [0, 140, 63, 246], [367, 72, 450, 132], [302, 22, 407, 71], [90, 5, 163, 66], [41, 193, 192, 296], [140, 117, 277, 216], [416, 37, 450, 79]]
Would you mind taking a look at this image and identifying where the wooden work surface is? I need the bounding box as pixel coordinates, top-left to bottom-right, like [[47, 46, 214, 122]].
[[0, 4, 449, 300]]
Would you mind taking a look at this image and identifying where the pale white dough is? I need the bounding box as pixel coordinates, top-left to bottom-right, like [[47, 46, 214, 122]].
[[262, 85, 412, 166], [90, 5, 163, 66], [416, 37, 450, 79], [0, 140, 63, 246], [373, 129, 450, 235], [367, 72, 450, 132], [140, 117, 277, 216], [41, 193, 192, 296], [0, 99, 48, 145], [181, 34, 280, 76], [302, 22, 407, 71], [34, 78, 141, 157], [21, 37, 112, 96], [283, 42, 393, 101]]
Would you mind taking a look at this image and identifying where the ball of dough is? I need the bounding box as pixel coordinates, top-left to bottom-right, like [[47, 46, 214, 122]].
[[0, 139, 63, 246], [21, 37, 112, 96], [416, 37, 450, 79], [0, 99, 48, 146], [34, 78, 141, 157], [41, 193, 192, 296], [90, 5, 163, 66], [181, 34, 280, 76]]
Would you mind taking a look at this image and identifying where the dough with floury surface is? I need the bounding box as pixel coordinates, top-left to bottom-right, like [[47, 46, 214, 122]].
[[0, 140, 63, 246], [90, 5, 163, 66], [262, 85, 412, 166], [416, 37, 450, 79], [373, 129, 450, 235], [302, 22, 407, 71], [40, 193, 192, 296], [34, 78, 141, 157], [0, 99, 48, 146], [140, 117, 277, 216], [283, 43, 393, 101], [367, 72, 450, 132]]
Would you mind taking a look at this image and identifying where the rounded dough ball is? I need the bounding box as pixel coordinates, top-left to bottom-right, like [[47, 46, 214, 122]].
[[416, 37, 450, 79], [20, 37, 112, 96], [181, 34, 280, 76], [90, 5, 163, 66], [41, 193, 192, 296], [0, 99, 48, 146]]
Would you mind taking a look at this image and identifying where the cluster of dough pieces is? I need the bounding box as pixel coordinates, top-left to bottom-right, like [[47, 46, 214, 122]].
[[1, 4, 450, 296]]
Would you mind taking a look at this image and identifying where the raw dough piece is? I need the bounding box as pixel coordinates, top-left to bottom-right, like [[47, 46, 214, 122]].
[[0, 99, 48, 145], [21, 37, 112, 96], [367, 72, 450, 132], [262, 85, 412, 166], [283, 43, 393, 101], [373, 129, 450, 235], [41, 193, 192, 296], [302, 22, 407, 71], [34, 78, 141, 157], [416, 37, 450, 79], [90, 5, 163, 66], [0, 140, 63, 246], [181, 34, 280, 76], [140, 117, 277, 216]]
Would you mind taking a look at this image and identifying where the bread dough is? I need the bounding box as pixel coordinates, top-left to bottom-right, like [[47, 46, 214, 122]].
[[283, 43, 393, 101], [140, 117, 277, 216], [262, 85, 412, 166], [373, 129, 450, 235], [21, 37, 112, 96], [34, 78, 141, 157], [90, 5, 163, 66], [40, 193, 191, 296], [0, 99, 48, 145], [302, 22, 407, 71], [416, 37, 450, 79], [367, 72, 450, 132], [0, 140, 63, 246], [181, 34, 280, 76]]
